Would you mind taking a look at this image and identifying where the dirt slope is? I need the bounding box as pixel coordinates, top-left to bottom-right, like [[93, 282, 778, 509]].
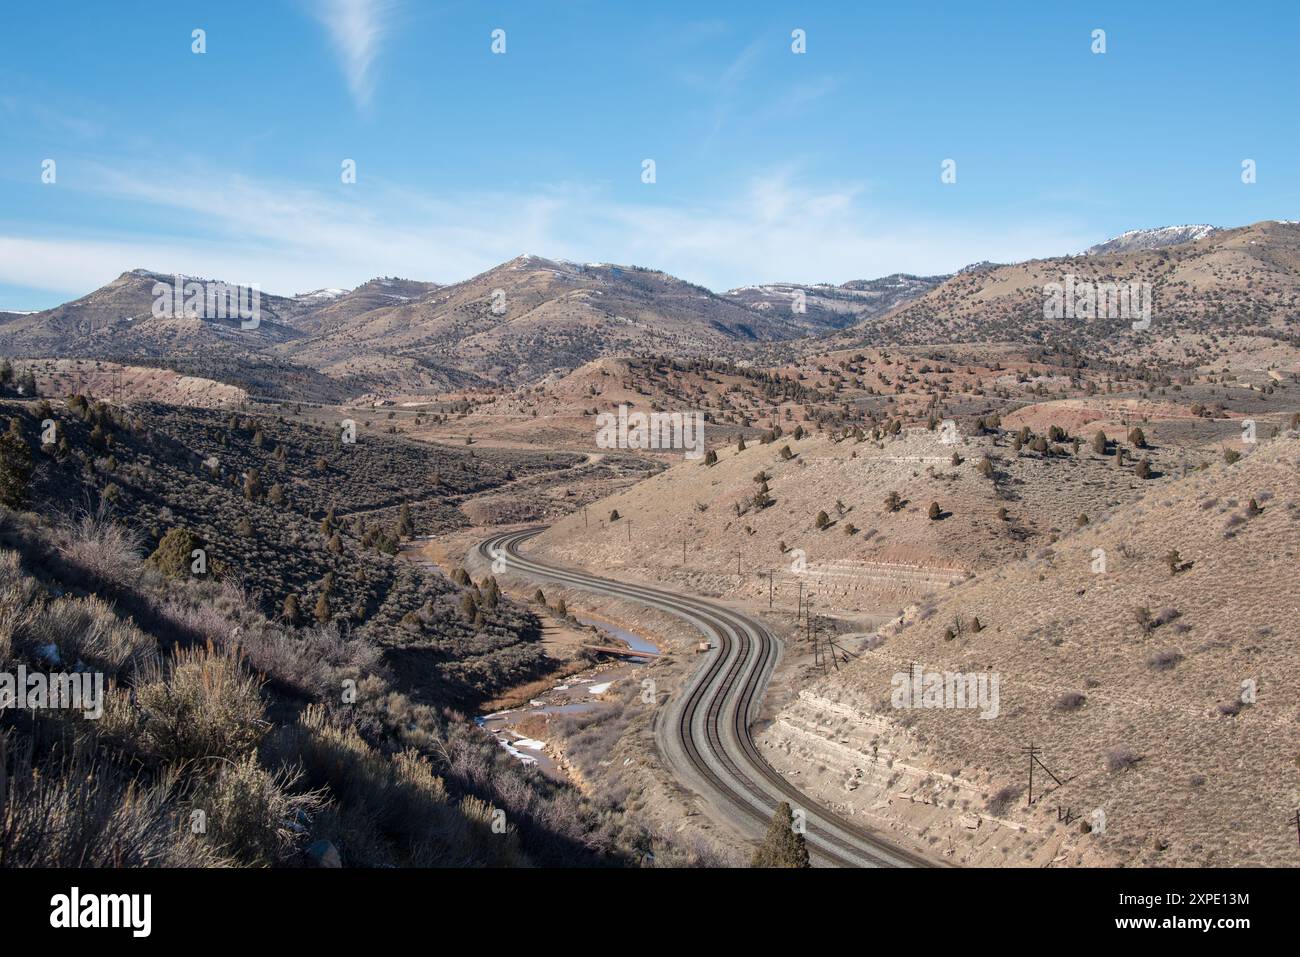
[[761, 433, 1300, 866]]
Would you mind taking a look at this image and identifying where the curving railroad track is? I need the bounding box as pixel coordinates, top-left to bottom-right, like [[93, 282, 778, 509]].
[[475, 527, 933, 868]]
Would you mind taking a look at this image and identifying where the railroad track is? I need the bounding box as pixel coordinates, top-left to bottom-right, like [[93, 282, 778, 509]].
[[475, 527, 933, 868]]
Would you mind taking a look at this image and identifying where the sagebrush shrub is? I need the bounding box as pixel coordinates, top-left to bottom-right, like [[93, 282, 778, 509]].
[[132, 642, 268, 766]]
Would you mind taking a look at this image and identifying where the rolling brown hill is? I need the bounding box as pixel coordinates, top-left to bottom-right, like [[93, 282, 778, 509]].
[[0, 270, 478, 400], [1, 257, 833, 398], [275, 255, 834, 388], [844, 220, 1300, 371], [759, 431, 1300, 866], [7, 222, 1300, 405], [525, 415, 1229, 623], [0, 268, 308, 354]]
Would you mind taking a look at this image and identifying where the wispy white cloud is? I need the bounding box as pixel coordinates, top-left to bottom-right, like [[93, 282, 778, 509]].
[[310, 0, 398, 108], [762, 75, 839, 120], [0, 163, 1096, 303]]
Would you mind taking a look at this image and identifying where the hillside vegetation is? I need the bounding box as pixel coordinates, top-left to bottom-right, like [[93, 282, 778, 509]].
[[765, 432, 1300, 866], [0, 393, 712, 866]]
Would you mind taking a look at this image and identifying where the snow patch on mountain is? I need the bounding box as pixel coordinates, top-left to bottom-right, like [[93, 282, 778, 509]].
[[295, 288, 350, 302], [1086, 225, 1220, 256]]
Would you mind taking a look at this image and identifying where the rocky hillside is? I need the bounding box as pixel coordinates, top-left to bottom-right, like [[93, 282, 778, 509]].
[[844, 221, 1300, 370], [275, 255, 824, 388], [724, 273, 945, 332], [760, 431, 1300, 866], [0, 257, 833, 397], [526, 411, 1231, 621]]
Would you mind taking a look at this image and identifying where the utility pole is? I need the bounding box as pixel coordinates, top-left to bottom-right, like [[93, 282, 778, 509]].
[[627, 518, 631, 543], [768, 570, 773, 609], [1293, 810, 1300, 851], [736, 551, 741, 577], [1023, 741, 1039, 807], [1020, 741, 1064, 807], [682, 536, 686, 565], [583, 506, 588, 528]]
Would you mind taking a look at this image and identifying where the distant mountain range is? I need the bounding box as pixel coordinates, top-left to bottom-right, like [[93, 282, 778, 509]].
[[0, 255, 939, 398], [3, 221, 1295, 399]]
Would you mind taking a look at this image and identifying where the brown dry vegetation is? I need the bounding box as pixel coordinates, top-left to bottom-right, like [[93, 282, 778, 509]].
[[761, 433, 1300, 866], [0, 420, 709, 867]]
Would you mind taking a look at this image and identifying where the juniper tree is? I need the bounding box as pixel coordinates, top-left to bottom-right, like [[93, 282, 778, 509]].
[[751, 802, 810, 868], [0, 428, 33, 509], [314, 589, 332, 624], [458, 592, 477, 619], [146, 527, 202, 578]]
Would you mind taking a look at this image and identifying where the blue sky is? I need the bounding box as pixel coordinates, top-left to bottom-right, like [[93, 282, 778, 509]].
[[1, 0, 1296, 310]]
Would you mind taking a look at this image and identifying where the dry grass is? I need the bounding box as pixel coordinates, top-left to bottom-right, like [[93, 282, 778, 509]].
[[791, 434, 1300, 865]]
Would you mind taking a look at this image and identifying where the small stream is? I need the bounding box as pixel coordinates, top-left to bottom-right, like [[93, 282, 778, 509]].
[[575, 614, 659, 659], [476, 616, 660, 778]]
